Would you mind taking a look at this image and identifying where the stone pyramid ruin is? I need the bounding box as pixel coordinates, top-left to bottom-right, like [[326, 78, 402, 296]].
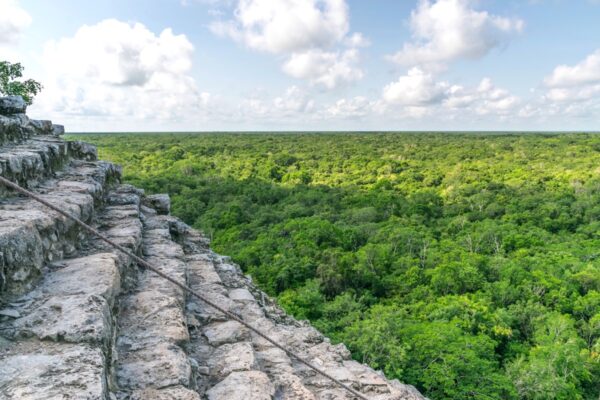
[[0, 95, 426, 400]]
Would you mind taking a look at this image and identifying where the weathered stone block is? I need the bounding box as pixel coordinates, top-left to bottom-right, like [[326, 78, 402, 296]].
[[129, 386, 201, 400], [144, 193, 171, 215], [0, 341, 107, 399], [206, 371, 274, 400], [117, 342, 192, 390], [69, 141, 97, 161], [52, 124, 65, 136], [209, 342, 256, 379], [203, 320, 250, 346], [0, 96, 27, 115]]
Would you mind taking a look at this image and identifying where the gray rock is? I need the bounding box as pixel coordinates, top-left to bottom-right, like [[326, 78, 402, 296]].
[[271, 372, 316, 400], [144, 193, 171, 215], [117, 342, 192, 390], [0, 222, 44, 297], [118, 291, 189, 345], [0, 341, 107, 399], [0, 96, 27, 115], [143, 241, 185, 259], [209, 342, 256, 379], [129, 386, 201, 400], [7, 293, 112, 346], [388, 380, 428, 400], [203, 320, 250, 346], [187, 257, 223, 285], [69, 141, 97, 161], [34, 253, 121, 302], [52, 124, 65, 136], [0, 309, 20, 318], [229, 288, 255, 303], [206, 371, 275, 400], [28, 119, 53, 135]]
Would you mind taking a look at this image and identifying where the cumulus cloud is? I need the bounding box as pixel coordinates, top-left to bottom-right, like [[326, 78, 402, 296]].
[[211, 0, 365, 89], [344, 32, 370, 48], [272, 85, 315, 114], [378, 0, 524, 124], [210, 0, 348, 53], [383, 68, 448, 106], [33, 19, 206, 124], [445, 78, 520, 115], [282, 48, 363, 89], [238, 85, 316, 122], [545, 50, 600, 88], [388, 0, 523, 69], [326, 96, 375, 118], [541, 49, 600, 105], [0, 0, 31, 45], [525, 49, 600, 121], [0, 0, 31, 60], [381, 69, 519, 120]]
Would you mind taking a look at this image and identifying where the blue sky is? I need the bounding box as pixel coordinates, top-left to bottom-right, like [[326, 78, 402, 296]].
[[1, 0, 600, 131]]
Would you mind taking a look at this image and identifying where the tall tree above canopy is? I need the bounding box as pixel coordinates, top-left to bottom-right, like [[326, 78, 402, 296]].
[[0, 61, 42, 105]]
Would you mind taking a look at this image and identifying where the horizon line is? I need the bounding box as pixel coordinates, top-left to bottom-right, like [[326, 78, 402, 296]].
[[66, 130, 600, 134]]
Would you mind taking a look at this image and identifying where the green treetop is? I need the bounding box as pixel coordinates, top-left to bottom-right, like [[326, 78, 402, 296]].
[[0, 61, 42, 105]]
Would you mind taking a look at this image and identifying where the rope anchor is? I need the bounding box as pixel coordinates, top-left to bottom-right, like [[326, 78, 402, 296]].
[[0, 175, 370, 400]]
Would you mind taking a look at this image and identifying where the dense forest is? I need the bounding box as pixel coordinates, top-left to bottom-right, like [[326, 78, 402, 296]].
[[69, 132, 600, 400]]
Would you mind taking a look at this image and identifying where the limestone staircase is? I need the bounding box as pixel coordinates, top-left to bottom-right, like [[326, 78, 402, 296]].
[[0, 96, 426, 400]]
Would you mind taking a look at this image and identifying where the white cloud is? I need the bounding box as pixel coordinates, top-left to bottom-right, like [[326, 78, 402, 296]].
[[382, 67, 448, 106], [382, 0, 523, 120], [210, 0, 348, 53], [344, 32, 370, 48], [381, 70, 519, 121], [282, 48, 363, 89], [514, 54, 600, 123], [326, 96, 374, 118], [543, 85, 600, 103], [210, 0, 365, 89], [445, 78, 520, 115], [237, 85, 315, 122], [0, 0, 31, 61], [0, 0, 31, 45], [533, 49, 600, 120], [545, 50, 600, 88], [32, 19, 206, 124], [388, 0, 523, 69], [272, 85, 315, 114], [542, 49, 600, 105]]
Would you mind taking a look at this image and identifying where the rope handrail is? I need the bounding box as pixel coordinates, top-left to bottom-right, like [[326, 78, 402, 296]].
[[0, 175, 369, 400]]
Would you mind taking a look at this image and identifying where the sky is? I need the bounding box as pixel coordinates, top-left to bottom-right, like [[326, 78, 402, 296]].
[[1, 0, 600, 132]]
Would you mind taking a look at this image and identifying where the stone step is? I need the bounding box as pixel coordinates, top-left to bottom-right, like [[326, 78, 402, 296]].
[[0, 185, 146, 400], [114, 212, 195, 399], [206, 371, 275, 400], [0, 160, 121, 297], [0, 136, 70, 196], [2, 177, 426, 400], [0, 114, 35, 146], [0, 108, 64, 147], [0, 134, 99, 198], [83, 184, 144, 289], [207, 252, 426, 400], [184, 248, 281, 399], [0, 341, 108, 400], [0, 252, 121, 348]]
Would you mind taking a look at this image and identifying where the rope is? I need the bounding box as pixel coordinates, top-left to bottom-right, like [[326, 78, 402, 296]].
[[0, 175, 369, 400]]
